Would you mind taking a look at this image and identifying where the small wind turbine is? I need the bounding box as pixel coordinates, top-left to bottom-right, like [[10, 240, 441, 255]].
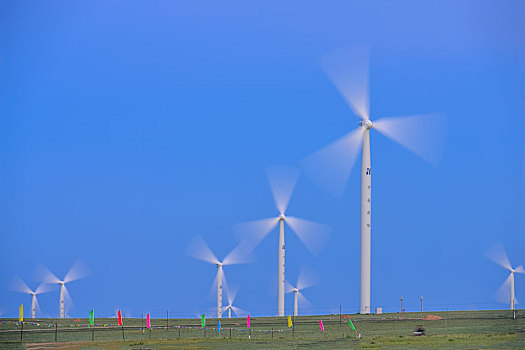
[[301, 46, 446, 314], [222, 285, 246, 318], [235, 165, 330, 316], [487, 244, 524, 312], [285, 267, 317, 316], [39, 260, 89, 318], [11, 276, 51, 318], [187, 235, 250, 318]]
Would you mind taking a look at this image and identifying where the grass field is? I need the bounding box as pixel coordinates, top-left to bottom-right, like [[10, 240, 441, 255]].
[[0, 309, 524, 349]]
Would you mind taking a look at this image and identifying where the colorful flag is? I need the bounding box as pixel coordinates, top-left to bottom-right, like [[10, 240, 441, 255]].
[[287, 315, 292, 328], [89, 309, 94, 326], [19, 304, 23, 322], [348, 319, 356, 331], [319, 320, 324, 331], [217, 320, 221, 332], [117, 310, 123, 326], [201, 314, 205, 328], [247, 314, 251, 328], [146, 313, 151, 329]]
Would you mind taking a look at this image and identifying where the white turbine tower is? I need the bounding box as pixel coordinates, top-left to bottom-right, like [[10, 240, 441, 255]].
[[302, 46, 446, 314], [487, 244, 524, 312], [235, 166, 330, 317], [285, 267, 317, 316], [222, 285, 246, 318], [187, 236, 250, 318], [11, 276, 50, 318], [39, 260, 89, 318]]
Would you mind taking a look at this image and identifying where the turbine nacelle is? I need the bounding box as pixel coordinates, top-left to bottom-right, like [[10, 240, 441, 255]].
[[360, 119, 373, 129], [216, 262, 223, 268], [279, 213, 286, 221]]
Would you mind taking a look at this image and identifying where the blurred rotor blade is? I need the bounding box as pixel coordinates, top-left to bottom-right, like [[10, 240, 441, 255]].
[[36, 264, 61, 284], [285, 216, 331, 256], [11, 276, 33, 294], [285, 280, 296, 294], [297, 291, 313, 313], [233, 217, 279, 251], [222, 241, 256, 266], [320, 46, 370, 120], [296, 266, 319, 291], [373, 113, 447, 166], [225, 284, 239, 306], [486, 243, 512, 271], [35, 283, 53, 295], [266, 165, 301, 215], [515, 265, 525, 274], [63, 285, 74, 316], [231, 305, 247, 317], [301, 128, 364, 197], [494, 274, 512, 304], [64, 259, 90, 284], [186, 235, 219, 265]]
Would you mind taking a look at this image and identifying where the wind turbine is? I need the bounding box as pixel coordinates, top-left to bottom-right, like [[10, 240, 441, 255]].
[[39, 260, 89, 318], [487, 244, 524, 312], [11, 276, 51, 318], [301, 46, 446, 314], [187, 235, 250, 318], [222, 285, 246, 318], [235, 165, 330, 316], [285, 267, 317, 316]]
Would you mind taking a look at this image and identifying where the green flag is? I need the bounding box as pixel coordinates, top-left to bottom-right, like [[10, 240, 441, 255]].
[[201, 313, 205, 328], [348, 319, 356, 331], [90, 309, 94, 326]]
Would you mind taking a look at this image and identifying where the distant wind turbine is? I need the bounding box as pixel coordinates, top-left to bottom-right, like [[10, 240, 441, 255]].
[[286, 267, 317, 316], [301, 46, 446, 314], [235, 165, 330, 317], [39, 260, 89, 318], [222, 285, 246, 318], [487, 244, 524, 311], [187, 236, 250, 318], [11, 276, 51, 318]]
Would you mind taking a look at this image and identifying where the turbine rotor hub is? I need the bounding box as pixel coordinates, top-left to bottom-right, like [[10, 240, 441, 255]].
[[360, 119, 374, 129], [279, 213, 285, 220]]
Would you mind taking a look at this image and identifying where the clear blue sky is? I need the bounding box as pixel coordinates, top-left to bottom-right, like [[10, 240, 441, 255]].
[[1, 0, 524, 318]]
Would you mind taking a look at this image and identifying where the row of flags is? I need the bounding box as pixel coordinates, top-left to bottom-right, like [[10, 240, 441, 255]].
[[17, 305, 358, 335]]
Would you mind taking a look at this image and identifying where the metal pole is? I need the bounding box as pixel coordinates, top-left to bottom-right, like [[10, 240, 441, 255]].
[[179, 326, 181, 339], [400, 296, 403, 318], [20, 322, 23, 342], [166, 310, 169, 331], [420, 296, 423, 319], [272, 328, 274, 339], [229, 327, 231, 339], [55, 322, 57, 342], [339, 305, 342, 325], [142, 313, 144, 333], [292, 314, 295, 339], [92, 326, 94, 341], [121, 325, 125, 340]]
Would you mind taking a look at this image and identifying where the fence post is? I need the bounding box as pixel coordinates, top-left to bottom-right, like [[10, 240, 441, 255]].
[[20, 322, 23, 342], [121, 325, 125, 340], [179, 326, 181, 339], [55, 322, 57, 342], [92, 326, 94, 341], [272, 328, 274, 339], [340, 305, 342, 325]]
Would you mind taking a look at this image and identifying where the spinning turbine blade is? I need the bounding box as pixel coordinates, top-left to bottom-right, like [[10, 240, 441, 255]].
[[36, 264, 61, 284], [495, 274, 512, 304], [486, 243, 512, 271], [230, 305, 247, 317], [373, 114, 447, 166], [225, 284, 238, 306], [233, 217, 280, 251], [285, 280, 296, 293], [222, 241, 255, 266], [64, 259, 90, 284], [297, 291, 313, 311], [266, 165, 301, 215], [515, 266, 525, 274], [320, 45, 370, 120], [301, 128, 364, 196], [296, 266, 318, 291], [285, 216, 331, 256], [11, 276, 32, 294], [35, 283, 52, 295], [186, 235, 219, 264]]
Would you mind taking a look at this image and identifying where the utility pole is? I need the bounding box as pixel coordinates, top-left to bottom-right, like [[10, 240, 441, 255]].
[[339, 305, 342, 325], [400, 296, 404, 318], [420, 296, 423, 319]]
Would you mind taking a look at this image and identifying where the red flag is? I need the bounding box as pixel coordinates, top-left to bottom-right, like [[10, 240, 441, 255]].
[[117, 310, 123, 326]]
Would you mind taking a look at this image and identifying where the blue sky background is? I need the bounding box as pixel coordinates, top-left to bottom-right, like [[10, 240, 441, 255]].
[[1, 0, 524, 318]]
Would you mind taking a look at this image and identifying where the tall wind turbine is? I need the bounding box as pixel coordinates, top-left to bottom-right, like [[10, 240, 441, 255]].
[[39, 260, 89, 318], [285, 267, 317, 316], [11, 276, 50, 318], [302, 46, 446, 314], [187, 235, 250, 318], [235, 166, 330, 316], [487, 244, 524, 311]]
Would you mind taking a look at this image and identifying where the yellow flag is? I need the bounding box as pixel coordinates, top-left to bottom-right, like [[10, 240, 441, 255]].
[[19, 304, 23, 322], [287, 315, 292, 328]]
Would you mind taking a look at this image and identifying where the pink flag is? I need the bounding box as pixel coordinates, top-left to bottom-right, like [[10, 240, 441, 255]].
[[319, 320, 324, 331], [146, 313, 151, 329], [247, 314, 251, 328]]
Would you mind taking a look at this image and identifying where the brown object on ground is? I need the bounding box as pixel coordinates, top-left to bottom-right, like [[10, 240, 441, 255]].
[[423, 314, 443, 320], [341, 315, 351, 319]]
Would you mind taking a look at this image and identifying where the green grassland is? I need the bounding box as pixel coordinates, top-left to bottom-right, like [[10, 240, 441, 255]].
[[0, 309, 524, 349]]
